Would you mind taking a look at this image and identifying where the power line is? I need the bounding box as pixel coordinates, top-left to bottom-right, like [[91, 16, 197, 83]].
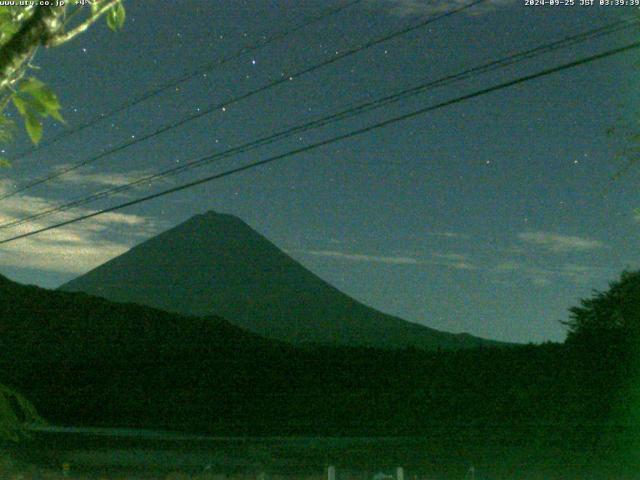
[[2, 40, 638, 246], [0, 0, 487, 202], [7, 0, 364, 162], [1, 18, 636, 230]]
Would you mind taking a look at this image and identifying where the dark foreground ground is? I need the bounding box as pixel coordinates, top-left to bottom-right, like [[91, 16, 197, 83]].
[[2, 424, 640, 479]]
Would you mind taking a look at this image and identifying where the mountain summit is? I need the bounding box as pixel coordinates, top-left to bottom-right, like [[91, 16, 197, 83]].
[[61, 211, 497, 349]]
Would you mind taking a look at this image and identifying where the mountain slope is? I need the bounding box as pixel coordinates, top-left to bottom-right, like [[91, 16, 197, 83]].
[[0, 272, 282, 363], [0, 272, 299, 432], [61, 211, 498, 349]]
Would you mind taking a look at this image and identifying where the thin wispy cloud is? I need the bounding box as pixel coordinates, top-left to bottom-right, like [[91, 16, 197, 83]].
[[427, 231, 469, 239], [517, 231, 605, 253], [0, 180, 162, 274], [372, 0, 514, 17], [431, 252, 466, 261], [295, 248, 476, 270], [556, 263, 607, 285], [47, 166, 175, 191], [430, 252, 476, 270], [493, 260, 520, 272], [300, 245, 606, 284], [490, 259, 610, 286], [301, 249, 421, 265]]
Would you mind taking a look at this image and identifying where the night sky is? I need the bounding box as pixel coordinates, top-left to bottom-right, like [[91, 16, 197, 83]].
[[0, 0, 638, 343]]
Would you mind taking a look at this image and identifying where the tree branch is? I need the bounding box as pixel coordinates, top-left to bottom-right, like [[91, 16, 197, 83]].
[[48, 0, 120, 47], [0, 6, 65, 91]]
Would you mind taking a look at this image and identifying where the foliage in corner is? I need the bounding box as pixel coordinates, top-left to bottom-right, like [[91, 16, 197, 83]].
[[0, 1, 126, 165], [0, 5, 31, 47], [11, 77, 64, 145]]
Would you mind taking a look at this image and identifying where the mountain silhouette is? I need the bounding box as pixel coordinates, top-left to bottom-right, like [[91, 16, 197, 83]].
[[61, 211, 499, 349], [0, 271, 277, 363]]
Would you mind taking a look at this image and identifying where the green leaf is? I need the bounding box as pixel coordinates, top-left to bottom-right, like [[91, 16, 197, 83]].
[[116, 2, 126, 29], [106, 8, 117, 31], [11, 95, 27, 117], [14, 96, 43, 144], [24, 109, 42, 144], [0, 15, 14, 31], [0, 157, 10, 168], [18, 77, 45, 93], [16, 78, 65, 124], [20, 78, 63, 119], [12, 78, 65, 143], [48, 107, 64, 123], [106, 2, 126, 31]]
